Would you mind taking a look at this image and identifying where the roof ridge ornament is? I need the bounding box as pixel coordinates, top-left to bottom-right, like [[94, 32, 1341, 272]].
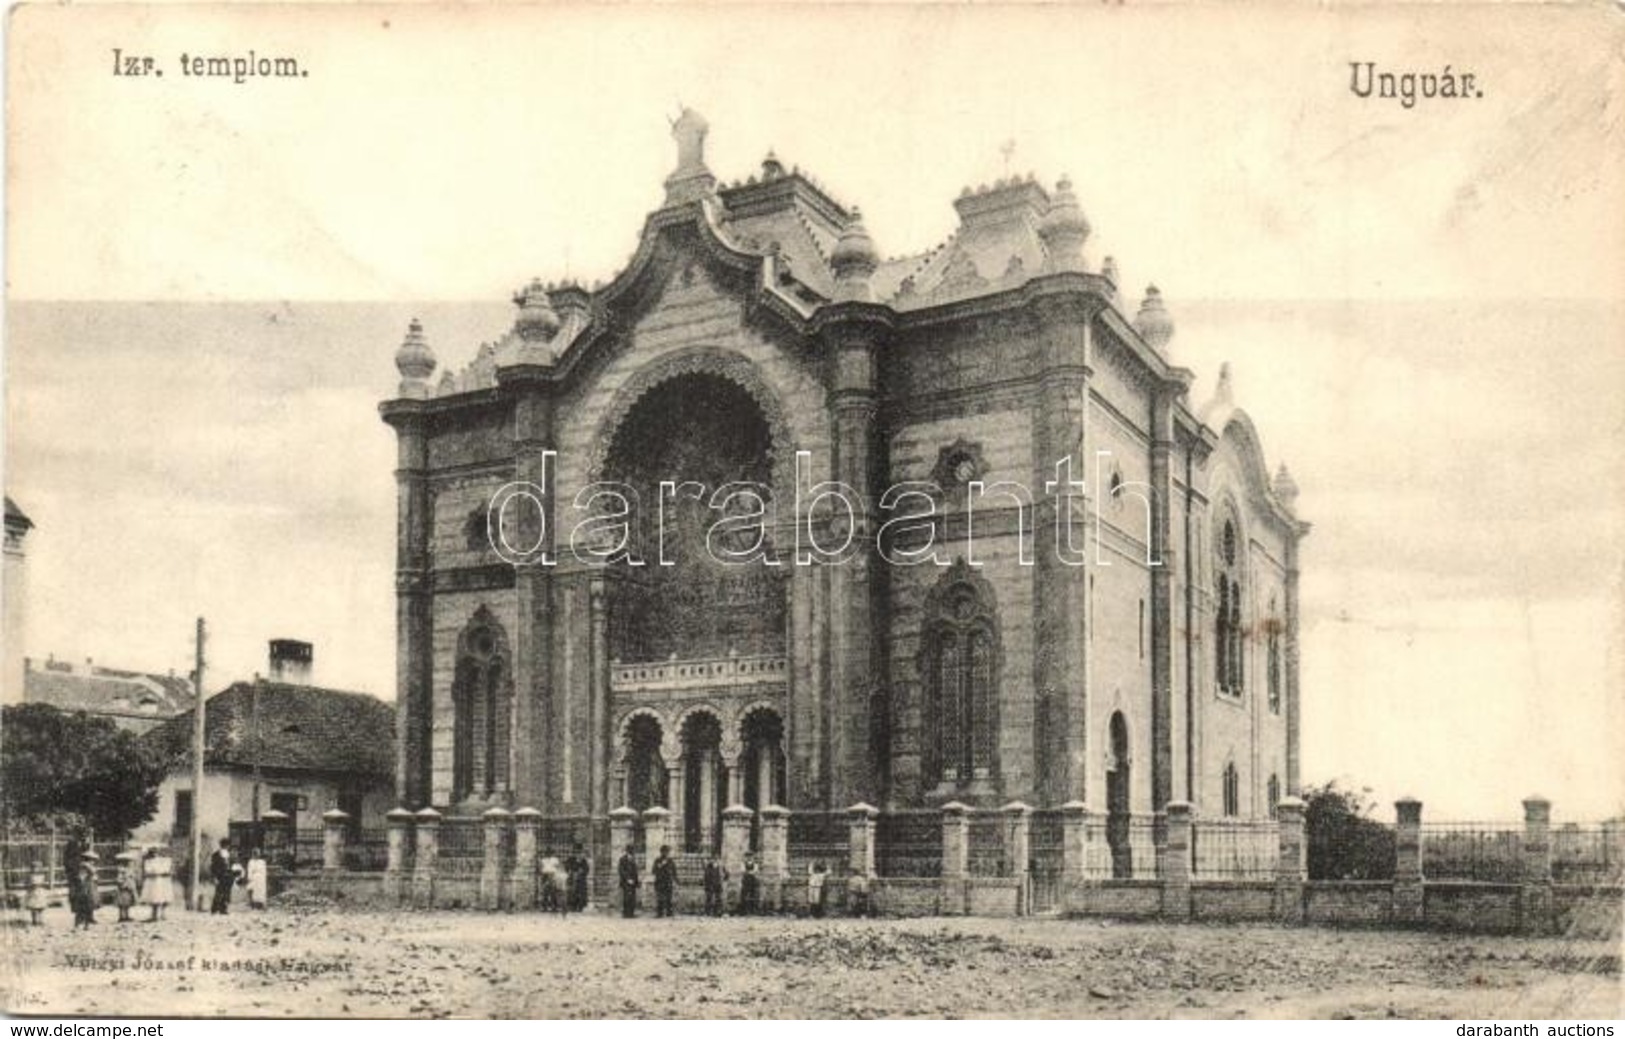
[[664, 107, 716, 205], [1273, 463, 1300, 508], [1039, 174, 1090, 273], [394, 317, 435, 399], [1134, 284, 1174, 354], [830, 207, 879, 302]]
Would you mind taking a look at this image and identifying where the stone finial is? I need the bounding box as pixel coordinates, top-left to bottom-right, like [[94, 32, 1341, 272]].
[[830, 207, 879, 302], [1273, 463, 1300, 508], [513, 277, 561, 342], [1215, 362, 1234, 404], [1038, 175, 1090, 272], [1134, 285, 1174, 353], [762, 150, 785, 179], [394, 318, 436, 398], [1102, 256, 1120, 297]]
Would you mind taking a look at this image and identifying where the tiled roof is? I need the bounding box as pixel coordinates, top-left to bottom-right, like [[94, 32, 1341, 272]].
[[143, 681, 394, 779], [24, 666, 193, 721]]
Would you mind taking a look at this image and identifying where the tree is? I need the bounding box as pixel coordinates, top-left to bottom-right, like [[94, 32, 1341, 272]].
[[1304, 780, 1397, 880], [1, 703, 167, 839]]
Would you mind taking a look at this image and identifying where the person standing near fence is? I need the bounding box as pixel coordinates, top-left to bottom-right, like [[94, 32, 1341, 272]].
[[143, 846, 173, 922], [653, 845, 678, 918], [114, 851, 140, 923], [702, 854, 725, 917], [617, 846, 640, 918], [245, 848, 268, 910], [208, 838, 236, 915], [565, 843, 590, 913], [25, 867, 47, 926], [539, 854, 562, 913], [739, 855, 761, 916], [807, 861, 827, 919], [71, 852, 98, 929]]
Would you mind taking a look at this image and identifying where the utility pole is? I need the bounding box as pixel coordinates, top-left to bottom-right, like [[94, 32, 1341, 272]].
[[190, 617, 206, 912]]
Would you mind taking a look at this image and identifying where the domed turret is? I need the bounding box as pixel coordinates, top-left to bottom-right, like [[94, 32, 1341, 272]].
[[1273, 464, 1300, 509], [830, 208, 879, 301], [761, 150, 785, 179], [394, 318, 436, 398], [513, 277, 561, 342], [1134, 284, 1175, 353], [1039, 175, 1090, 272]]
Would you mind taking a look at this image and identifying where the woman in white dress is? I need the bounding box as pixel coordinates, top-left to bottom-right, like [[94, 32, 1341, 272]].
[[142, 847, 173, 922], [245, 848, 268, 909]]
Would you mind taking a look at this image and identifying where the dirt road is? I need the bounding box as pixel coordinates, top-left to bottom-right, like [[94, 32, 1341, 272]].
[[2, 902, 1618, 1019]]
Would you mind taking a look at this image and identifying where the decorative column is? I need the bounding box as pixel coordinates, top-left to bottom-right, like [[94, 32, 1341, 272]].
[[1161, 801, 1192, 921], [609, 806, 639, 866], [588, 578, 610, 817], [510, 807, 541, 910], [1148, 388, 1176, 819], [1521, 796, 1553, 936], [759, 804, 790, 912], [641, 805, 672, 862], [698, 751, 718, 852], [819, 299, 890, 807], [1283, 519, 1304, 795], [1274, 797, 1306, 925], [1393, 797, 1423, 926], [757, 752, 773, 811], [321, 809, 349, 874], [480, 807, 510, 911], [726, 756, 745, 810], [412, 807, 441, 909], [381, 375, 434, 809], [721, 805, 753, 910], [666, 766, 686, 847], [384, 807, 414, 903], [941, 801, 970, 916]]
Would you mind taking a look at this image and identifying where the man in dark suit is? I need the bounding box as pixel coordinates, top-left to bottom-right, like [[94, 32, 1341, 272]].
[[617, 847, 640, 918], [653, 845, 678, 918], [565, 843, 590, 913], [208, 839, 235, 915]]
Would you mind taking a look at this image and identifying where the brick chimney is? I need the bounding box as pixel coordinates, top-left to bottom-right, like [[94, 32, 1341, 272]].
[[268, 639, 313, 685]]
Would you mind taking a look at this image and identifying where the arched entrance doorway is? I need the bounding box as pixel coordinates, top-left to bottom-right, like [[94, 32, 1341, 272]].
[[679, 710, 725, 853], [620, 713, 669, 813], [1106, 711, 1132, 879]]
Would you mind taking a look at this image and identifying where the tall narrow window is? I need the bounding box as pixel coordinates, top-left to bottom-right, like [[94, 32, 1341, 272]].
[[1222, 762, 1240, 817], [922, 562, 1000, 788], [1267, 596, 1282, 715], [1138, 599, 1145, 660], [452, 607, 512, 802], [1267, 774, 1281, 819], [1214, 516, 1245, 697]]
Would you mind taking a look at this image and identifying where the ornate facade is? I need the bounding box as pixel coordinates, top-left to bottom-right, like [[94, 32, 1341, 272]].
[[381, 113, 1308, 861]]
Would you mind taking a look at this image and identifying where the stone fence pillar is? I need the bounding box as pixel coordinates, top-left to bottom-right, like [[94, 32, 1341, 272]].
[[1521, 795, 1553, 936], [1059, 802, 1090, 883], [480, 807, 510, 911], [413, 807, 441, 909], [848, 803, 879, 917], [941, 801, 970, 916], [510, 807, 541, 911], [721, 805, 753, 910], [322, 809, 350, 874], [1161, 801, 1192, 921], [1393, 797, 1423, 926], [641, 806, 672, 865], [1274, 797, 1307, 924], [384, 807, 413, 903], [759, 804, 790, 912], [609, 806, 639, 865], [1003, 801, 1031, 915]]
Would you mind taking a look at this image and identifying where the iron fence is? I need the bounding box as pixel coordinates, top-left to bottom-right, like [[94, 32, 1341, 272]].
[[1192, 819, 1279, 879], [1551, 823, 1624, 885], [875, 810, 941, 878], [1421, 823, 1523, 883]]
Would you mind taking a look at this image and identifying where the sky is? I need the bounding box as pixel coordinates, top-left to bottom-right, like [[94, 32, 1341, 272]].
[[5, 3, 1624, 820]]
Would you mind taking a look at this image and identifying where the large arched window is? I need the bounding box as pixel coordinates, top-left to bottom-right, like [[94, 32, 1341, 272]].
[[452, 607, 512, 802], [921, 563, 1000, 789], [1214, 515, 1245, 697]]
